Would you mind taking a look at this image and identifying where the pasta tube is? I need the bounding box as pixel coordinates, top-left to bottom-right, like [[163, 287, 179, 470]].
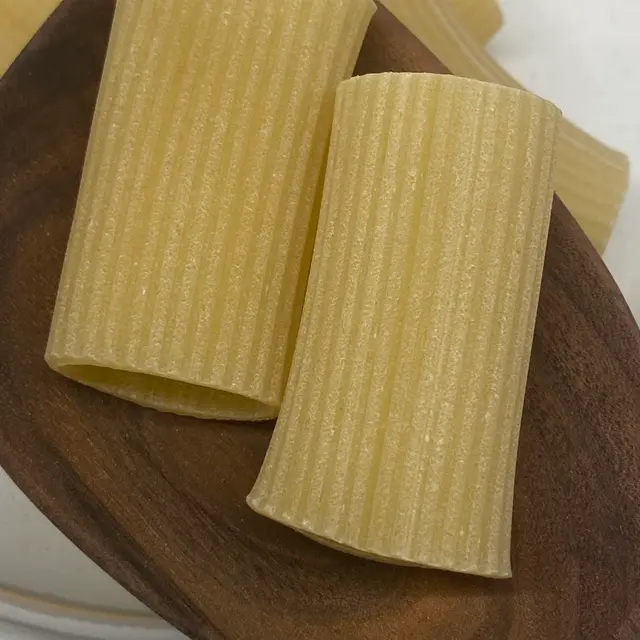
[[45, 0, 376, 420], [381, 0, 628, 254], [248, 74, 560, 577], [449, 0, 502, 44]]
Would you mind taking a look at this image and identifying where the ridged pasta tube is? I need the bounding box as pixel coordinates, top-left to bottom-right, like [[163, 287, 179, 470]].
[[450, 0, 502, 44], [46, 0, 376, 419], [381, 0, 628, 254], [248, 73, 560, 578]]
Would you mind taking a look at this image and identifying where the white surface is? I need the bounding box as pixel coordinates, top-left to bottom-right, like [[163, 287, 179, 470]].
[[489, 0, 640, 321], [0, 621, 71, 640], [1, 1, 639, 638], [0, 468, 185, 639], [0, 469, 146, 613], [0, 597, 182, 640]]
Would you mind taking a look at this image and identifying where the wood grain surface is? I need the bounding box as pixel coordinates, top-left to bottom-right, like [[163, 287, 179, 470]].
[[1, 2, 640, 639]]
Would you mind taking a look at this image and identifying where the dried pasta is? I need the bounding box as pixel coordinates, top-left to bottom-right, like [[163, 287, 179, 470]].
[[449, 0, 502, 44], [381, 0, 628, 253], [45, 0, 376, 420], [0, 0, 61, 77], [248, 74, 560, 577]]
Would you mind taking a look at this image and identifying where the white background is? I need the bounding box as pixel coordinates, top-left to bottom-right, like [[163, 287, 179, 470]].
[[1, 0, 638, 638]]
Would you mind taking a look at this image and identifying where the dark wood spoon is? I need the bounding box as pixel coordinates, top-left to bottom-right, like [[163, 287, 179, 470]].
[[1, 1, 639, 638]]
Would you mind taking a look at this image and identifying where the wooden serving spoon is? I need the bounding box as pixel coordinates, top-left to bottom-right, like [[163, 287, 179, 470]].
[[0, 1, 639, 638]]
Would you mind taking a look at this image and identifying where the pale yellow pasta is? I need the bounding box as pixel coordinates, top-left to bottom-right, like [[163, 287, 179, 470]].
[[381, 0, 628, 254], [0, 0, 61, 78], [248, 74, 560, 577], [45, 0, 376, 420], [449, 0, 502, 44]]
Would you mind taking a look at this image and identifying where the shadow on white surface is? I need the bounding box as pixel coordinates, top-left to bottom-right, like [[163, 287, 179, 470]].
[[0, 469, 146, 612], [0, 599, 187, 640], [0, 468, 185, 638]]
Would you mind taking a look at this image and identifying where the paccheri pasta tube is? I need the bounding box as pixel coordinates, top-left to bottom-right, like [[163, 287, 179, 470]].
[[45, 0, 376, 419], [449, 0, 502, 44], [381, 0, 628, 254], [248, 74, 560, 577]]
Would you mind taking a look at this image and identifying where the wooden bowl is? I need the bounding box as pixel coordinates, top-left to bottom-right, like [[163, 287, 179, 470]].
[[1, 1, 639, 638]]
